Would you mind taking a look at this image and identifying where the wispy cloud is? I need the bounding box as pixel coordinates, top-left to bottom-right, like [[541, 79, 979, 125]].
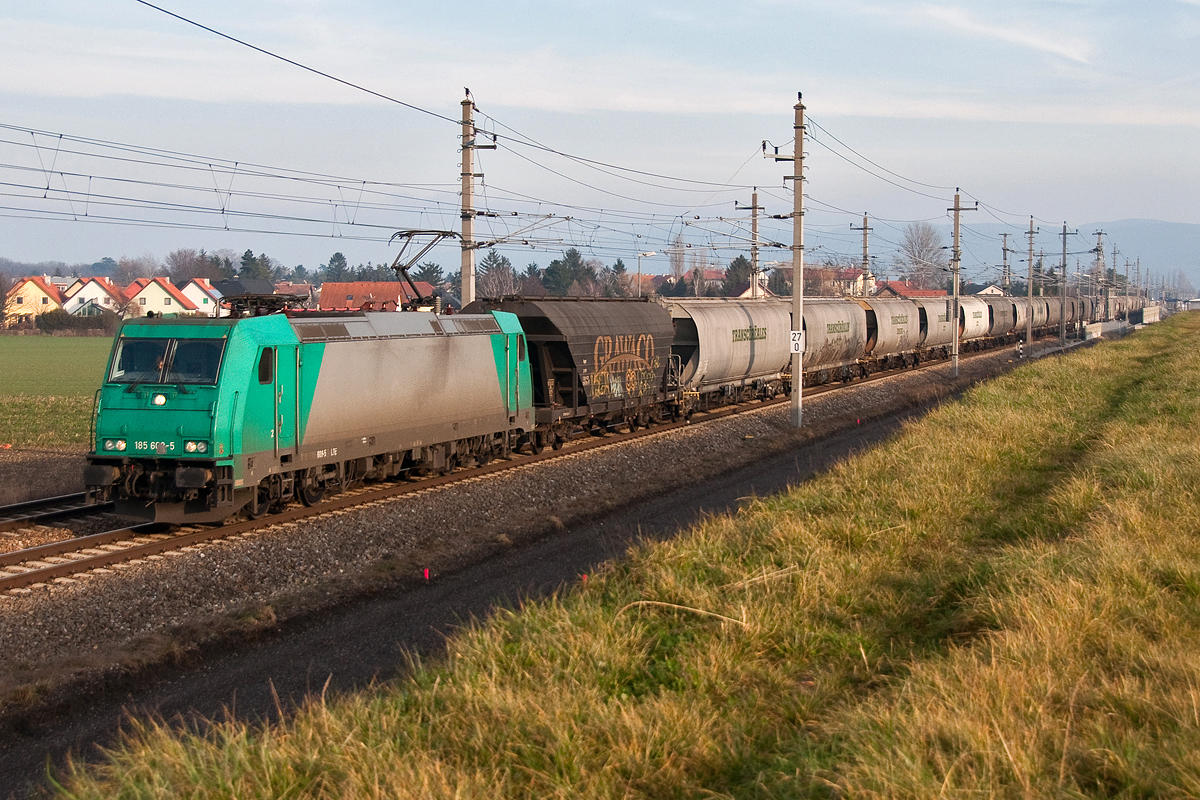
[[920, 5, 1094, 63]]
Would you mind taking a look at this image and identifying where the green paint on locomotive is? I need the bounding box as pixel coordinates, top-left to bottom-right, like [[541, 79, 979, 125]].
[[488, 311, 533, 415], [92, 315, 326, 484], [95, 311, 531, 468]]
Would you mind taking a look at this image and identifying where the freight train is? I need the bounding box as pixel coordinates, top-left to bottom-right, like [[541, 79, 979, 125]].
[[84, 292, 1144, 523]]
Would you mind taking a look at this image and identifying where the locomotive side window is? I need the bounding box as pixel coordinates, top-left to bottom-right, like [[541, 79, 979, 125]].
[[518, 335, 526, 361], [258, 348, 275, 385]]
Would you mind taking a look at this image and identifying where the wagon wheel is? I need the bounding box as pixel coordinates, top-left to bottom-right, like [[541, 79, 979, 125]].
[[551, 433, 565, 450], [299, 468, 325, 507], [246, 482, 271, 519], [528, 432, 544, 455]]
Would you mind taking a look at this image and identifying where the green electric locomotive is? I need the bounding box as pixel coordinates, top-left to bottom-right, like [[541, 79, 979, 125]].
[[85, 309, 534, 523]]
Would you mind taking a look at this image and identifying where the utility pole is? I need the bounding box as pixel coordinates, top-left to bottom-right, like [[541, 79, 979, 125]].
[[1110, 243, 1120, 321], [1059, 224, 1075, 347], [1092, 231, 1105, 321], [735, 190, 764, 298], [1037, 249, 1046, 296], [949, 191, 977, 377], [1026, 217, 1038, 356], [765, 95, 805, 426], [851, 213, 872, 296], [1124, 258, 1131, 323], [1000, 233, 1014, 292], [460, 90, 495, 306]]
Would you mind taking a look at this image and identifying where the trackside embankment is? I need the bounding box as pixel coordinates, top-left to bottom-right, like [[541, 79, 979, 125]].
[[59, 314, 1200, 798]]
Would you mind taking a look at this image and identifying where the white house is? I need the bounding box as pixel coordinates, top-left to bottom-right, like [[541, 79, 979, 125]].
[[61, 277, 127, 316], [179, 278, 223, 317], [975, 284, 1006, 296], [124, 277, 199, 316]]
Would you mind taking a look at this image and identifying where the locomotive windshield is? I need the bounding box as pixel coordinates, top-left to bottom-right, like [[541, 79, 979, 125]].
[[108, 337, 225, 385]]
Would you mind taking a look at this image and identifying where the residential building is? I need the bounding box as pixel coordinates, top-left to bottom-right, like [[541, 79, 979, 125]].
[[318, 281, 437, 310], [875, 280, 948, 299], [61, 276, 126, 316], [179, 278, 223, 317], [4, 276, 63, 325], [124, 277, 199, 316]]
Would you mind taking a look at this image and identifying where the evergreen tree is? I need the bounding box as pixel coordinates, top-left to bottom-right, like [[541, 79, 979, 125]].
[[325, 252, 349, 282], [543, 248, 594, 296], [723, 255, 753, 296], [412, 261, 445, 287]]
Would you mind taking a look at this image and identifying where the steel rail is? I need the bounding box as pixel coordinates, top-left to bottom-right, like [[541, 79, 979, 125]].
[[0, 493, 115, 533]]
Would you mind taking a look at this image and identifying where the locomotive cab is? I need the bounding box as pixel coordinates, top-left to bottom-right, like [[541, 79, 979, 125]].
[[86, 316, 241, 522]]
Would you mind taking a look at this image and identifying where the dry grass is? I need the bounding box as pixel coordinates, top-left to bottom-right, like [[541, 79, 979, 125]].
[[55, 315, 1200, 798]]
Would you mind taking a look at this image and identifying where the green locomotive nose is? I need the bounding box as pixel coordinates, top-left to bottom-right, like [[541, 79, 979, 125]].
[[95, 329, 226, 458]]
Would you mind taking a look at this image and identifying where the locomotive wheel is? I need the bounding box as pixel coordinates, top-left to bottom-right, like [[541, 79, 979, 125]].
[[246, 483, 270, 519], [299, 469, 325, 507]]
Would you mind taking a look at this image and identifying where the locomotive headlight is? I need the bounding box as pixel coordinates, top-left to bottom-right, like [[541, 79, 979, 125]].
[[116, 439, 126, 451], [104, 439, 116, 451], [185, 441, 197, 453], [152, 394, 167, 406], [196, 441, 208, 453]]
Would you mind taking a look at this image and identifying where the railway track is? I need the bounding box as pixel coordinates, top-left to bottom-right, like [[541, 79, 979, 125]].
[[0, 493, 114, 533], [0, 346, 1025, 595]]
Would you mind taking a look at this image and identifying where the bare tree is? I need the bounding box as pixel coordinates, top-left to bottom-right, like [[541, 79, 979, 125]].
[[668, 234, 687, 282], [115, 254, 161, 286], [893, 221, 948, 289], [163, 248, 226, 285]]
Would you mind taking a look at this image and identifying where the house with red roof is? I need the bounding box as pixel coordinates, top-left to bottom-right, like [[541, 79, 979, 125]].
[[4, 276, 64, 325], [61, 276, 127, 317], [318, 281, 437, 311], [124, 277, 198, 316], [179, 278, 223, 317], [875, 280, 948, 298]]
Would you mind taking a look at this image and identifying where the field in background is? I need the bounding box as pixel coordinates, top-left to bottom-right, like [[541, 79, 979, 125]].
[[59, 314, 1200, 798], [0, 336, 111, 449]]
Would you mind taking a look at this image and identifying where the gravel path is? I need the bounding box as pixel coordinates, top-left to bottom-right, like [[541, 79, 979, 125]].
[[0, 351, 1020, 715]]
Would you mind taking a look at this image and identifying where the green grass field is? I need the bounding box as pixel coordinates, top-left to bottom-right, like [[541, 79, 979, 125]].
[[57, 315, 1200, 798], [0, 335, 112, 448]]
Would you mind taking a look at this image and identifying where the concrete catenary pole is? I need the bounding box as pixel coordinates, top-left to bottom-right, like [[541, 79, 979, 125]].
[[951, 193, 963, 377], [791, 96, 805, 427], [765, 94, 804, 426], [851, 213, 872, 296], [1059, 223, 1071, 347], [1001, 233, 1011, 292], [948, 192, 976, 377], [750, 190, 761, 299], [1026, 217, 1037, 355], [461, 93, 476, 306]]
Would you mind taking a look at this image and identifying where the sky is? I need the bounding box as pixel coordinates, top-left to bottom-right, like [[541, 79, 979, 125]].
[[1, 0, 1198, 286]]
